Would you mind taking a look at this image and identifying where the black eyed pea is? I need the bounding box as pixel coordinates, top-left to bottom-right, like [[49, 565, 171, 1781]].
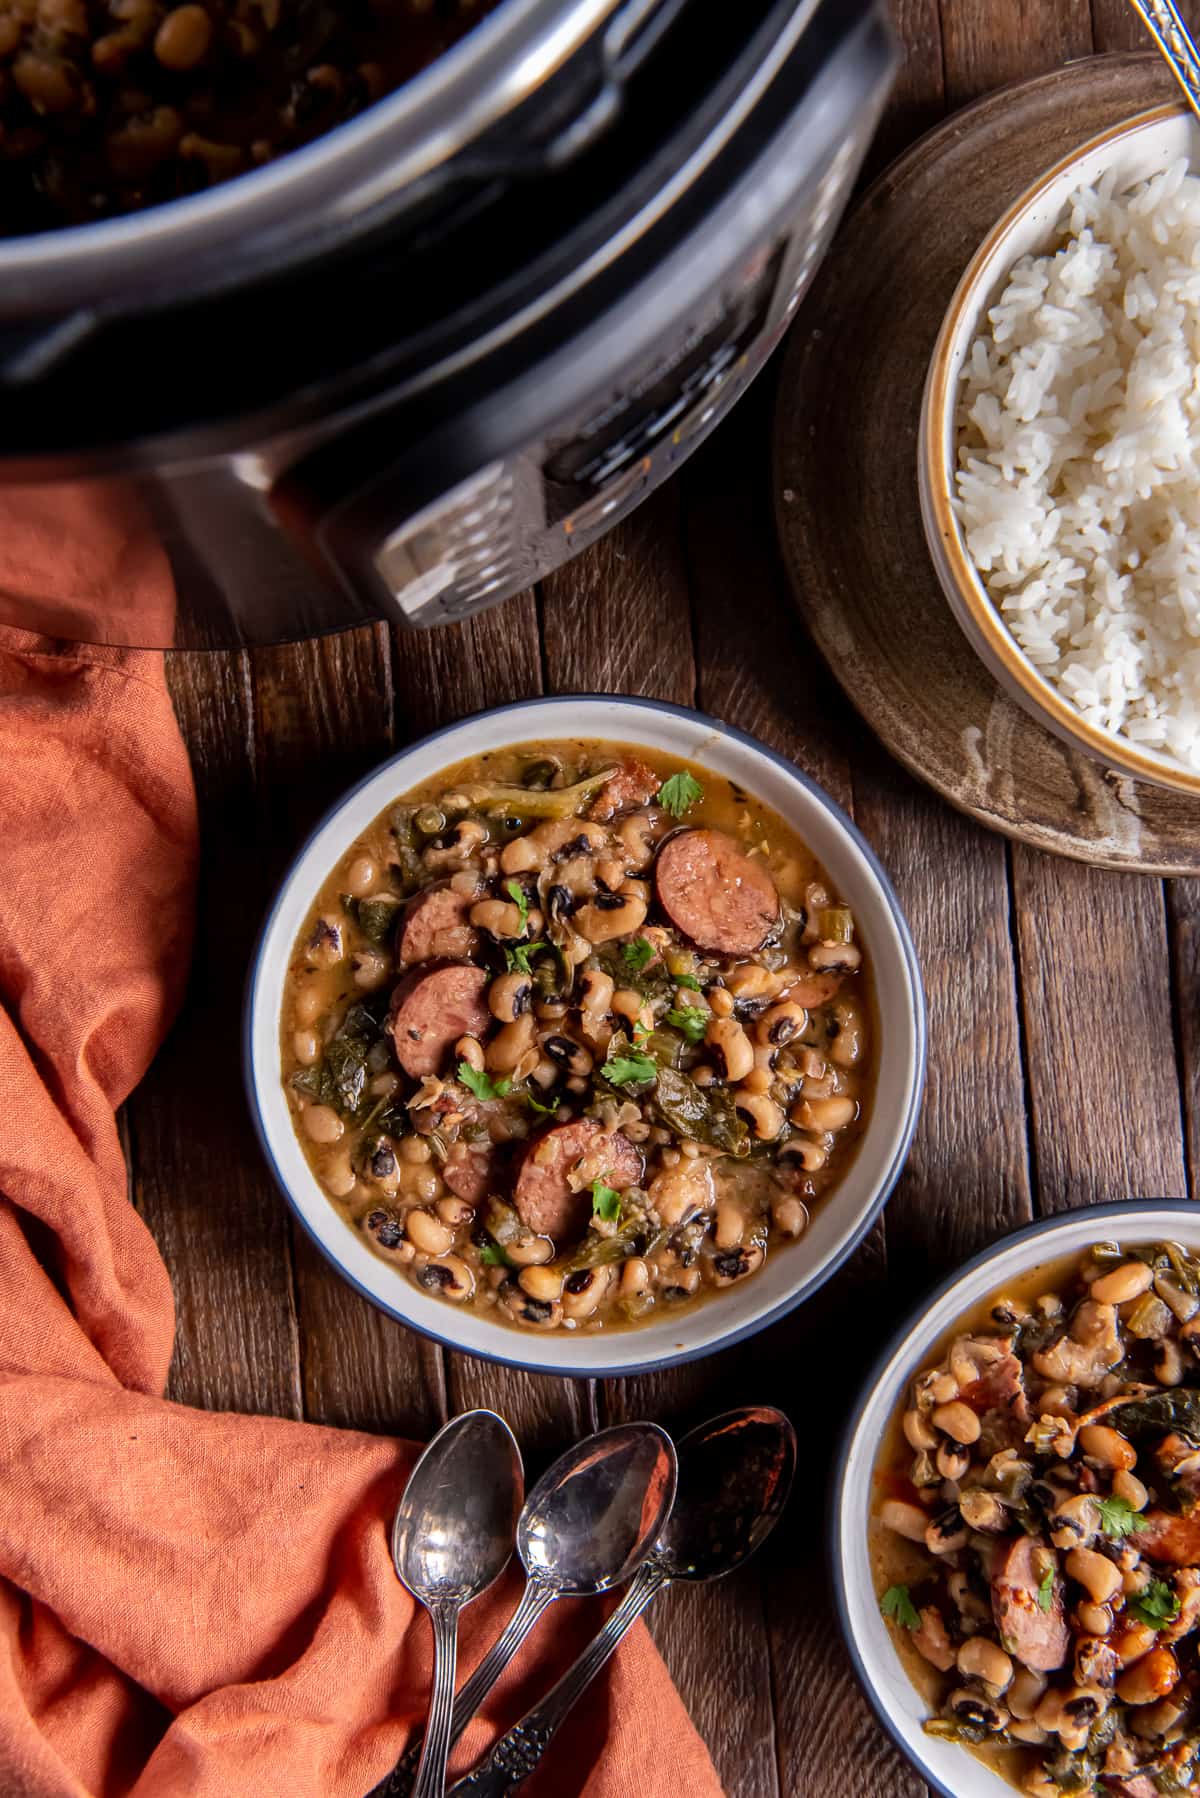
[[946, 1689, 1008, 1734], [737, 1092, 785, 1140], [879, 1499, 929, 1543], [705, 1016, 754, 1083], [470, 897, 527, 939], [293, 1028, 320, 1065], [714, 1200, 746, 1251], [518, 1264, 564, 1304], [416, 1255, 474, 1302], [303, 1103, 343, 1145], [322, 1152, 356, 1199], [543, 1035, 594, 1078], [1132, 1696, 1189, 1739], [617, 813, 655, 870], [1007, 1668, 1048, 1721], [436, 1196, 474, 1228], [772, 1196, 808, 1237], [707, 986, 735, 1018], [405, 1208, 454, 1256], [1112, 1468, 1149, 1511], [726, 964, 778, 1001], [353, 949, 390, 990], [931, 1400, 981, 1445], [619, 1257, 650, 1299], [924, 1507, 967, 1556], [1117, 1646, 1180, 1707], [294, 985, 323, 1026], [612, 988, 652, 1031], [956, 1636, 1013, 1692], [499, 835, 543, 875], [486, 1013, 535, 1074], [958, 1489, 1007, 1533], [562, 1265, 614, 1320], [1155, 1337, 1185, 1386], [307, 914, 344, 967], [711, 1244, 764, 1287], [1007, 1720, 1049, 1747], [344, 854, 378, 896], [1049, 1494, 1099, 1551], [506, 1235, 555, 1268], [1078, 1423, 1136, 1470], [456, 1034, 486, 1073], [575, 892, 649, 944], [1090, 1261, 1155, 1306], [935, 1439, 970, 1483], [782, 1136, 826, 1174], [580, 968, 615, 1017], [516, 1294, 564, 1330], [1076, 1604, 1114, 1641], [488, 971, 533, 1023], [808, 940, 862, 973], [399, 1135, 432, 1166], [903, 1408, 939, 1453], [792, 1094, 857, 1133], [1066, 1547, 1123, 1606], [1054, 1686, 1108, 1752], [755, 1000, 808, 1047]]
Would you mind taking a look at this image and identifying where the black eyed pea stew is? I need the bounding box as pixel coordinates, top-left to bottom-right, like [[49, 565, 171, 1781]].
[[0, 0, 500, 234], [873, 1240, 1200, 1798], [280, 740, 875, 1335]]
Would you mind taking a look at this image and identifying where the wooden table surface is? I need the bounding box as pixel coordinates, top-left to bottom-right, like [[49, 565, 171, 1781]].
[[145, 5, 1200, 1794]]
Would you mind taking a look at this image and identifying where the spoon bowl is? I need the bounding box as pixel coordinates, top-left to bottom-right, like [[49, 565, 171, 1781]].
[[657, 1403, 797, 1582], [518, 1422, 677, 1595]]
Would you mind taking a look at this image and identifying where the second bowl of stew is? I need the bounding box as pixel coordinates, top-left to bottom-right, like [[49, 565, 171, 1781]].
[[246, 696, 925, 1376]]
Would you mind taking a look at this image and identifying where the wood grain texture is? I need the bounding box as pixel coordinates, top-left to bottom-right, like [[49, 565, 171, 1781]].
[[1168, 877, 1200, 1198], [1013, 852, 1187, 1210], [1091, 0, 1200, 52], [870, 0, 945, 174], [773, 54, 1200, 874], [939, 0, 1092, 102], [138, 651, 303, 1418]]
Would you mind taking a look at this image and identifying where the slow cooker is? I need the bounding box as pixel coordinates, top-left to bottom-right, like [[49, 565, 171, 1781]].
[[0, 0, 895, 647]]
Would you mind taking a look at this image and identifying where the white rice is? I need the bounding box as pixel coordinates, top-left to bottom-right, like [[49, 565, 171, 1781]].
[[953, 155, 1200, 771]]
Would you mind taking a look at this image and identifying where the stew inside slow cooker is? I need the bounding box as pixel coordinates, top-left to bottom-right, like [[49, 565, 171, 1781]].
[[0, 0, 500, 234]]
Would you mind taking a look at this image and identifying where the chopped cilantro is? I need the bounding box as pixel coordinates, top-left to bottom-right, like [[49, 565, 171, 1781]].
[[1128, 1577, 1181, 1630], [666, 1004, 708, 1045], [505, 878, 530, 933], [602, 1050, 658, 1087], [622, 937, 655, 973], [1036, 1565, 1055, 1613], [523, 1090, 559, 1116], [457, 1062, 512, 1102], [1094, 1495, 1139, 1541], [591, 1178, 621, 1224], [479, 1242, 512, 1268], [673, 972, 703, 990], [880, 1585, 920, 1631], [657, 770, 704, 818], [505, 939, 547, 975]]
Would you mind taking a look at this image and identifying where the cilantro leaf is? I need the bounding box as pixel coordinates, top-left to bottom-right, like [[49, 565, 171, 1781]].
[[880, 1585, 920, 1631], [673, 972, 702, 990], [523, 1090, 559, 1116], [1036, 1565, 1055, 1613], [1129, 1577, 1181, 1630], [657, 770, 704, 818], [666, 1004, 708, 1046], [1094, 1495, 1139, 1541], [602, 1050, 658, 1088], [479, 1241, 512, 1268], [505, 878, 530, 933], [457, 1062, 512, 1102], [622, 937, 655, 973], [505, 939, 547, 975], [591, 1178, 621, 1224]]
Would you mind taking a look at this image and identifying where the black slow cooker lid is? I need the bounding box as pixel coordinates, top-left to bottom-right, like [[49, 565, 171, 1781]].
[[0, 0, 875, 462]]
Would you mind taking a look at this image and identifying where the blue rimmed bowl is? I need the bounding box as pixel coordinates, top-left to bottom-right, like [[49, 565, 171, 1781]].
[[244, 694, 926, 1378], [832, 1198, 1199, 1798]]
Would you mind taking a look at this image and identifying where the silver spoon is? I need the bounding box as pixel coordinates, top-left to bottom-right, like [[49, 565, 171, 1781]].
[[1127, 0, 1200, 121], [370, 1421, 677, 1798], [445, 1404, 797, 1798], [391, 1410, 524, 1798]]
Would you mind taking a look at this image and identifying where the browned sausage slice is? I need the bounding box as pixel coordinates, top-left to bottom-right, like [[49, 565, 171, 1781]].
[[587, 759, 662, 821], [655, 829, 780, 957], [991, 1536, 1069, 1672], [512, 1120, 643, 1242], [442, 1141, 494, 1206], [397, 883, 479, 966], [960, 1352, 1029, 1425], [1133, 1509, 1200, 1567], [388, 962, 490, 1078]]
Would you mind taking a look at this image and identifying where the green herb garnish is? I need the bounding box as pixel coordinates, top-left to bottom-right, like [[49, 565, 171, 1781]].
[[673, 972, 702, 990], [622, 937, 655, 973], [457, 1062, 512, 1102], [523, 1090, 559, 1116], [1094, 1495, 1140, 1541], [880, 1585, 920, 1631], [666, 1004, 708, 1045], [505, 939, 547, 975], [657, 770, 704, 818], [479, 1242, 513, 1268], [591, 1178, 622, 1224], [505, 878, 530, 934], [1128, 1577, 1181, 1630], [1036, 1565, 1055, 1613], [602, 1050, 658, 1088]]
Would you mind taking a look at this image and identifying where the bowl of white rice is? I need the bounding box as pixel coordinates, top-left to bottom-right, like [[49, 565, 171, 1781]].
[[919, 103, 1200, 794]]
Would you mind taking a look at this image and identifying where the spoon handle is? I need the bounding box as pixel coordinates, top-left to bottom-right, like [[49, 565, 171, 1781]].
[[1127, 0, 1200, 119], [367, 1580, 556, 1798], [445, 1562, 670, 1798], [412, 1601, 460, 1798]]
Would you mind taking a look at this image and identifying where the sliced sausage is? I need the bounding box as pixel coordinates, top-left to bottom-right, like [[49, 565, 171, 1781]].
[[442, 1141, 494, 1206], [960, 1353, 1029, 1424], [1133, 1509, 1200, 1567], [991, 1535, 1069, 1672], [513, 1120, 643, 1242], [655, 828, 780, 957], [388, 962, 490, 1078], [1106, 1779, 1159, 1798], [587, 758, 661, 821], [397, 883, 479, 967]]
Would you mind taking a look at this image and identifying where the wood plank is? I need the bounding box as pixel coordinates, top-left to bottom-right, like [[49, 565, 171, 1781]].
[[388, 596, 592, 1455], [867, 0, 945, 176], [939, 0, 1093, 104], [1014, 855, 1188, 1210], [1091, 0, 1200, 51], [1168, 878, 1200, 1196], [251, 626, 445, 1439], [127, 651, 303, 1419]]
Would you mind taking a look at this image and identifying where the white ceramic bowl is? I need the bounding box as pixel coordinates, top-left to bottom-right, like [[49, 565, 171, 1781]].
[[833, 1198, 1200, 1798], [245, 695, 926, 1378], [919, 103, 1200, 798]]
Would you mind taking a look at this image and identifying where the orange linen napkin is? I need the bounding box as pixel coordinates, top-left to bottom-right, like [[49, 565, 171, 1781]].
[[0, 488, 726, 1798]]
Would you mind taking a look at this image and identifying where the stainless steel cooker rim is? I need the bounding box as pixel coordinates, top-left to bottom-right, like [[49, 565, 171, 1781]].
[[0, 0, 622, 319]]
